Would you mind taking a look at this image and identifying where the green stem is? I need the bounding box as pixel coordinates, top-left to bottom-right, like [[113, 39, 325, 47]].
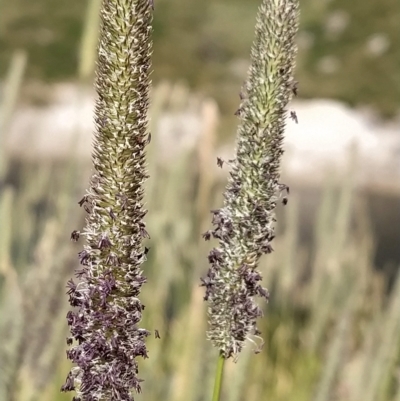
[[212, 353, 225, 401]]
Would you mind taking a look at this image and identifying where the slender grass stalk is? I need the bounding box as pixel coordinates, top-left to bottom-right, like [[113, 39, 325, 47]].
[[212, 354, 225, 401], [205, 2, 299, 399], [62, 0, 153, 399], [362, 267, 400, 401], [0, 188, 23, 401], [196, 99, 219, 235], [0, 49, 27, 133], [202, 0, 300, 358], [0, 187, 13, 274], [310, 157, 356, 351], [146, 81, 171, 202], [78, 0, 102, 82], [169, 286, 206, 401], [0, 49, 27, 176], [313, 309, 350, 401]]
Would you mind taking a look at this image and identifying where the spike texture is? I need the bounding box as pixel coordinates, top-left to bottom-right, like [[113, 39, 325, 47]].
[[62, 0, 153, 399], [201, 0, 299, 358]]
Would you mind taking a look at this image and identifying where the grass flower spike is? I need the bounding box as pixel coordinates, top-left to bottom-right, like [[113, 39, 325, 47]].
[[62, 0, 153, 400], [202, 0, 299, 359]]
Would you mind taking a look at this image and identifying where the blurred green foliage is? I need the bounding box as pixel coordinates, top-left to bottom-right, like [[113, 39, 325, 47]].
[[0, 0, 399, 117]]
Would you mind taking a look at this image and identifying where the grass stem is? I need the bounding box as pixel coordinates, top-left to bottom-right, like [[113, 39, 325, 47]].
[[212, 353, 225, 401]]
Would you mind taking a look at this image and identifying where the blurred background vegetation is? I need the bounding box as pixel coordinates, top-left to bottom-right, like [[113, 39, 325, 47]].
[[0, 0, 399, 120], [0, 0, 400, 400]]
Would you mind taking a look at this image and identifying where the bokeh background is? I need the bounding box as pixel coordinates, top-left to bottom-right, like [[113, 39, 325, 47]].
[[0, 0, 400, 400]]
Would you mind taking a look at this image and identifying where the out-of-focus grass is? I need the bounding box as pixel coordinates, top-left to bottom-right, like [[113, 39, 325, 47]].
[[1, 81, 400, 401], [0, 48, 27, 175], [0, 0, 399, 119]]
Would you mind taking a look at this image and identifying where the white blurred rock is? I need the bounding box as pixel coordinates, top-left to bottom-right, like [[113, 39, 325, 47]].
[[5, 83, 95, 160], [283, 99, 395, 183]]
